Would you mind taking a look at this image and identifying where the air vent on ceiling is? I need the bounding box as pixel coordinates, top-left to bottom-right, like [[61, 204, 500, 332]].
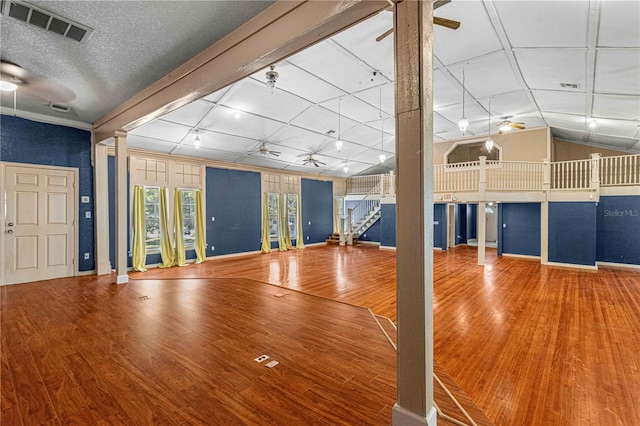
[[325, 130, 336, 135], [1, 0, 93, 43], [49, 103, 70, 113], [560, 83, 581, 89]]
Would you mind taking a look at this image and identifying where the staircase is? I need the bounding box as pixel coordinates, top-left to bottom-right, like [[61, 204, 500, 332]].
[[326, 232, 359, 245], [328, 183, 382, 246]]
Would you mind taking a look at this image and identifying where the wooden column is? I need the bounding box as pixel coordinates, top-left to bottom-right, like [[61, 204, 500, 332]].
[[393, 1, 436, 425], [541, 159, 550, 264], [93, 141, 111, 275], [114, 131, 128, 284]]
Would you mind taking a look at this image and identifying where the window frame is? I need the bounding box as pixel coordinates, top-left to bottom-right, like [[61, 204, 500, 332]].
[[267, 192, 279, 241], [287, 193, 298, 240], [143, 186, 161, 254], [180, 188, 197, 250]]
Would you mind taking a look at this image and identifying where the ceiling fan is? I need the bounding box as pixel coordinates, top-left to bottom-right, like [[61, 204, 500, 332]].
[[0, 60, 75, 104], [497, 116, 526, 133], [302, 154, 326, 167], [376, 0, 460, 42], [251, 142, 281, 157]]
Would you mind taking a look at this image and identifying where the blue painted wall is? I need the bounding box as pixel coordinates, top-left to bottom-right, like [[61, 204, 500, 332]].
[[301, 179, 333, 244], [596, 196, 640, 265], [455, 204, 467, 245], [380, 203, 396, 247], [1, 115, 94, 271], [467, 204, 477, 240], [498, 203, 541, 257], [549, 202, 596, 266], [206, 167, 261, 256], [359, 218, 381, 242], [433, 204, 448, 250]]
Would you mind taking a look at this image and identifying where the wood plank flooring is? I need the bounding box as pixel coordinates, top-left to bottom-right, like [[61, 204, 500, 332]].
[[132, 245, 640, 426]]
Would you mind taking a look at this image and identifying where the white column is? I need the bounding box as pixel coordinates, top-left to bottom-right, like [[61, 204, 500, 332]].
[[93, 142, 111, 275], [541, 159, 550, 264], [392, 1, 436, 425], [114, 131, 129, 284], [478, 156, 487, 266]]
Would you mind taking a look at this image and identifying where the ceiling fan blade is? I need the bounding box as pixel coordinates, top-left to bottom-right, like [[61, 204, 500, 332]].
[[269, 151, 281, 156], [316, 160, 326, 166], [512, 124, 526, 130], [434, 17, 460, 30], [434, 0, 451, 10], [376, 28, 394, 42]]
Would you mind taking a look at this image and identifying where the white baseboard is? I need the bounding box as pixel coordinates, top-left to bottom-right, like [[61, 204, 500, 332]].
[[392, 404, 435, 426], [433, 247, 443, 251], [77, 270, 96, 276], [596, 261, 640, 270], [380, 245, 397, 251], [116, 274, 129, 284], [359, 241, 381, 246], [545, 261, 597, 271], [304, 242, 326, 247], [502, 253, 541, 260], [206, 250, 261, 260]]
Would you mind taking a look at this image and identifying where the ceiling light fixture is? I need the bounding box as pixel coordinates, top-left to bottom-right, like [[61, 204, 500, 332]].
[[499, 122, 512, 133], [0, 80, 18, 92], [336, 98, 344, 152], [458, 67, 468, 134], [589, 119, 597, 129], [485, 98, 494, 153], [194, 129, 201, 150], [343, 162, 349, 173], [379, 87, 386, 164], [265, 65, 279, 94]]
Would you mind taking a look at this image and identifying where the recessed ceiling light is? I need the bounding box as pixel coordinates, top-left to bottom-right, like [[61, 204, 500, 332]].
[[0, 81, 18, 92]]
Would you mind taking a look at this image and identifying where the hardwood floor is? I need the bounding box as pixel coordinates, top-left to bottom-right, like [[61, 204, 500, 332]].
[[3, 244, 640, 425], [133, 244, 640, 425]]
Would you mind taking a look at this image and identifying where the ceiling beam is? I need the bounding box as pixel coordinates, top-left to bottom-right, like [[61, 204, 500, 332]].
[[93, 0, 389, 143]]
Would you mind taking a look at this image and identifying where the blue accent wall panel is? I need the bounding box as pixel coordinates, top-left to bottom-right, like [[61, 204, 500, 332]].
[[499, 203, 541, 257], [381, 203, 396, 247], [549, 202, 596, 266], [301, 179, 333, 244], [455, 204, 467, 245], [467, 204, 477, 240], [433, 204, 448, 250], [206, 167, 261, 255], [596, 196, 640, 265], [359, 218, 381, 242], [1, 115, 94, 271]]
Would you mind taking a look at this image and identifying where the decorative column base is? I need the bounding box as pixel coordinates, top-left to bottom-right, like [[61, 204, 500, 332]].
[[392, 404, 437, 426]]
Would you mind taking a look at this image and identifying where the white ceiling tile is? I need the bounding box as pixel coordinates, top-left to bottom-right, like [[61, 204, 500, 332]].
[[479, 90, 537, 119], [433, 1, 502, 66], [241, 156, 289, 169], [328, 161, 372, 176], [433, 69, 463, 108], [201, 85, 232, 104], [287, 39, 386, 94], [130, 120, 191, 143], [159, 99, 214, 127], [267, 125, 334, 154], [331, 10, 395, 81], [533, 90, 586, 115], [316, 139, 368, 160], [592, 95, 640, 121], [340, 123, 393, 150], [198, 106, 284, 141], [352, 83, 395, 116], [515, 49, 586, 91], [552, 128, 589, 144], [171, 146, 244, 163], [594, 49, 640, 96], [598, 1, 640, 48], [352, 147, 394, 165], [365, 118, 395, 136], [126, 135, 177, 153], [589, 118, 640, 139], [587, 133, 638, 151], [250, 61, 346, 103], [289, 105, 358, 137], [543, 112, 589, 131], [496, 1, 589, 48], [194, 129, 259, 153], [247, 143, 308, 164], [463, 51, 522, 99], [436, 99, 489, 125], [220, 78, 313, 122], [434, 113, 456, 133], [320, 95, 391, 124]]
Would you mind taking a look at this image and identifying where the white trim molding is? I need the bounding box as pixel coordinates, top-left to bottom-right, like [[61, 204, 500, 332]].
[[380, 245, 397, 251], [392, 404, 436, 426], [545, 262, 598, 271], [596, 261, 640, 270]]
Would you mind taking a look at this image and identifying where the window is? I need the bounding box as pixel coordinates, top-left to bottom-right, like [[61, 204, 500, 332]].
[[267, 193, 279, 240], [287, 194, 298, 240], [447, 142, 499, 164], [144, 187, 160, 251], [181, 189, 197, 248]]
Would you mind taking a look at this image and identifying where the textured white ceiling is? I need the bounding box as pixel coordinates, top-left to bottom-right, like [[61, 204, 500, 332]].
[[1, 0, 639, 178]]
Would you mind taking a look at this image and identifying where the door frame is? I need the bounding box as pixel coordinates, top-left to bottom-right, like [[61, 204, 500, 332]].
[[0, 161, 79, 286]]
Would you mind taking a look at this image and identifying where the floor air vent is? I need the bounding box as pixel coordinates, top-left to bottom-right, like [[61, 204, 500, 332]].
[[1, 0, 93, 43]]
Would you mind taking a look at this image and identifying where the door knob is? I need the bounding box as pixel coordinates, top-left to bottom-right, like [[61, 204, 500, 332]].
[[7, 222, 13, 227], [7, 230, 13, 234]]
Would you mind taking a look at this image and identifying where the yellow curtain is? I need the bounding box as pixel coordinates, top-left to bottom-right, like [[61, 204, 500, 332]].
[[158, 187, 175, 268], [333, 198, 339, 234], [296, 194, 304, 249], [277, 193, 288, 251], [194, 190, 206, 264], [131, 185, 147, 272], [173, 188, 187, 266], [261, 193, 271, 253], [283, 194, 292, 249]]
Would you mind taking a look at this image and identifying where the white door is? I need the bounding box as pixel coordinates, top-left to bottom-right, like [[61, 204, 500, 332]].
[[3, 164, 76, 285]]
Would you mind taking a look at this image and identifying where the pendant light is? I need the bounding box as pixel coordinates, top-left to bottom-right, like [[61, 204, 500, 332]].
[[194, 129, 201, 150], [378, 87, 386, 164], [265, 65, 278, 93], [335, 98, 344, 152], [343, 162, 349, 173], [485, 98, 494, 153], [458, 67, 469, 134]]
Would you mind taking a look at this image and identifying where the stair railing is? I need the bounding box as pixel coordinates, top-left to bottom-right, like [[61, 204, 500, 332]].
[[341, 183, 381, 244]]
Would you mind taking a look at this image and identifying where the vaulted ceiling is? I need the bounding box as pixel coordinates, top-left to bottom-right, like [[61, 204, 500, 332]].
[[1, 1, 639, 177]]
